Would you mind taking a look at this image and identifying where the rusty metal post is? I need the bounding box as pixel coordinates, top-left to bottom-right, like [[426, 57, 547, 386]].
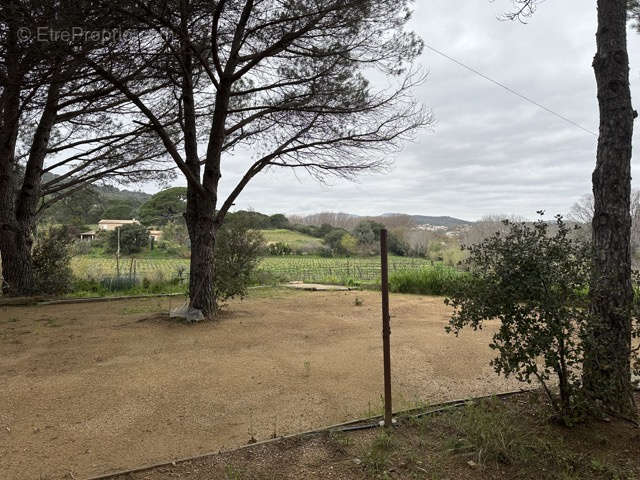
[[380, 229, 392, 428]]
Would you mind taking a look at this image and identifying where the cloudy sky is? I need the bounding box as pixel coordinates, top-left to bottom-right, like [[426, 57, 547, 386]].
[[168, 0, 640, 221]]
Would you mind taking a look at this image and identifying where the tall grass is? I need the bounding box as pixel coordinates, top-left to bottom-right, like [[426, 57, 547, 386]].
[[70, 276, 187, 297], [388, 264, 468, 296]]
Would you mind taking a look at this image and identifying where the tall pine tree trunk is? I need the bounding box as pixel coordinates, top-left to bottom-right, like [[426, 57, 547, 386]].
[[0, 18, 34, 296], [583, 0, 636, 416], [0, 183, 35, 296], [184, 186, 217, 317], [0, 72, 60, 297]]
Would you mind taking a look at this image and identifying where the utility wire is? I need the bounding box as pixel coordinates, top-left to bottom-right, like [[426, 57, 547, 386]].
[[424, 43, 598, 137]]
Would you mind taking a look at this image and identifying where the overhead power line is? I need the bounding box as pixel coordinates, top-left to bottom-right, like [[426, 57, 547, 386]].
[[424, 43, 598, 137]]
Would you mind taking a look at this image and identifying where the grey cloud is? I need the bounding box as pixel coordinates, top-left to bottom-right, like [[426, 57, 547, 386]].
[[165, 0, 640, 221]]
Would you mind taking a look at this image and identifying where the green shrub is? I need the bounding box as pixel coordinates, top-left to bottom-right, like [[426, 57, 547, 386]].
[[106, 223, 150, 254], [441, 245, 467, 267], [32, 226, 74, 295], [213, 217, 265, 309], [267, 241, 292, 256], [70, 239, 92, 256], [445, 214, 592, 422]]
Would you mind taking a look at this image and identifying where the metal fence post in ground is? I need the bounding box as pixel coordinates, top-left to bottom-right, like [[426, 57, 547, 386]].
[[380, 229, 392, 428]]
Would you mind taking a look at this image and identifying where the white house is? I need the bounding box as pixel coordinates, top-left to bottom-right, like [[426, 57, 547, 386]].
[[97, 219, 140, 231], [149, 229, 163, 241]]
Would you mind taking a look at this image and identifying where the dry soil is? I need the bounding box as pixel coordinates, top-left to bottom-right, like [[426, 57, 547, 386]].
[[0, 289, 523, 479]]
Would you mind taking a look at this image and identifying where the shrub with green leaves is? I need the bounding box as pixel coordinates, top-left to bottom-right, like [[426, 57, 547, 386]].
[[32, 226, 74, 295], [106, 223, 150, 254], [445, 214, 591, 421], [213, 217, 265, 310], [267, 241, 292, 256]]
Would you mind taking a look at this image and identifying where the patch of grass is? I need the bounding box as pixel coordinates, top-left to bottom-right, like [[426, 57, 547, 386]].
[[223, 464, 249, 480], [437, 399, 542, 466], [362, 429, 395, 474], [387, 265, 468, 296], [70, 277, 186, 297], [418, 398, 636, 479]]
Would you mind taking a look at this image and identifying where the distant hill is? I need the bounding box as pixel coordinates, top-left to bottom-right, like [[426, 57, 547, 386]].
[[40, 171, 151, 204], [291, 211, 472, 230], [383, 213, 471, 228], [95, 184, 151, 203]]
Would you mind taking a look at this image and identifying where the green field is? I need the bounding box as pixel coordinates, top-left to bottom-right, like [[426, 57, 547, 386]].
[[258, 255, 431, 284], [70, 256, 189, 281], [70, 254, 433, 285], [258, 229, 323, 249]]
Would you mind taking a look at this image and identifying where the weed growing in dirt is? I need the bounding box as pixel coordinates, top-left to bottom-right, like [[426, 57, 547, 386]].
[[328, 430, 354, 452], [224, 464, 248, 480], [362, 429, 395, 474]]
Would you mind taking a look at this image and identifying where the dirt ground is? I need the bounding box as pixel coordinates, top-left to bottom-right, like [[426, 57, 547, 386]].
[[0, 289, 523, 480], [110, 392, 640, 480]]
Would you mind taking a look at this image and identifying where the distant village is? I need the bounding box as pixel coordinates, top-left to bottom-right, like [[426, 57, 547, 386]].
[[412, 223, 471, 237]]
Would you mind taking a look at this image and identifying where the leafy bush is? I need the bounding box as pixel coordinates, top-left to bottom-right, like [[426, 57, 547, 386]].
[[322, 228, 356, 256], [352, 220, 408, 256], [317, 246, 334, 257], [106, 223, 150, 254], [445, 214, 591, 422], [441, 245, 467, 267], [162, 219, 189, 245], [292, 242, 324, 256], [69, 239, 92, 256], [267, 242, 292, 256], [32, 226, 74, 295], [213, 217, 265, 309], [339, 233, 358, 256]]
